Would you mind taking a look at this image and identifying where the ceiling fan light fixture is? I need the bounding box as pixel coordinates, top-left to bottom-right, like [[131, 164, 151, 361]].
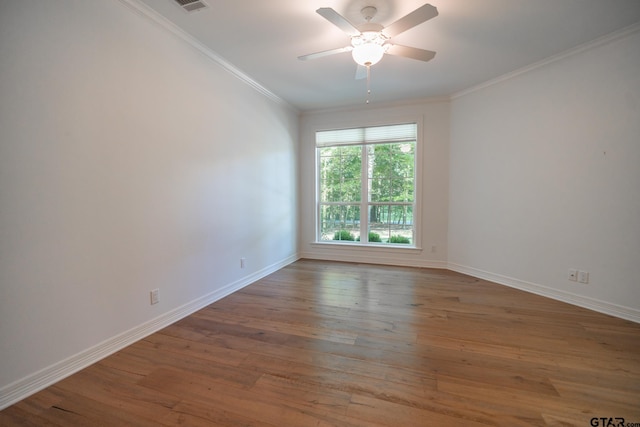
[[352, 43, 385, 66], [350, 31, 388, 66]]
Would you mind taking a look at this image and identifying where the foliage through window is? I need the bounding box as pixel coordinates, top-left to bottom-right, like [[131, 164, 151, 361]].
[[316, 123, 417, 246]]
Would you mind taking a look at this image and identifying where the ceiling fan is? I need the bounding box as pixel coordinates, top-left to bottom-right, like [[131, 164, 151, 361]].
[[298, 3, 438, 78]]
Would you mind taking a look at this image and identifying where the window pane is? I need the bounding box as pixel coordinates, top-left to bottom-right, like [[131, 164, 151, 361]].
[[368, 205, 389, 242], [319, 147, 336, 157], [368, 204, 413, 244], [319, 146, 361, 203], [390, 178, 414, 203], [340, 145, 362, 158], [369, 178, 391, 202], [368, 141, 415, 203], [342, 179, 361, 202], [389, 205, 413, 244], [370, 144, 392, 178], [319, 204, 360, 242], [369, 178, 414, 202]]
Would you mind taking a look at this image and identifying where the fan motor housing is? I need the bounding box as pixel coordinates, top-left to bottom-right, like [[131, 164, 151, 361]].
[[358, 22, 384, 33]]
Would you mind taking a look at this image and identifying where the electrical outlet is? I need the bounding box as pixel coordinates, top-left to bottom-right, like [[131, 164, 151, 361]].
[[240, 257, 246, 269], [568, 269, 577, 281], [578, 270, 589, 284], [150, 288, 159, 305]]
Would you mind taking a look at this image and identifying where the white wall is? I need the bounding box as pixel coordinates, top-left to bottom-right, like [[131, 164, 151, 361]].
[[299, 100, 450, 268], [449, 28, 640, 321], [0, 0, 298, 405]]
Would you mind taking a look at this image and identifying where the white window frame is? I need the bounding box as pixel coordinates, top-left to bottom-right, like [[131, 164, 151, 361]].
[[314, 120, 423, 249]]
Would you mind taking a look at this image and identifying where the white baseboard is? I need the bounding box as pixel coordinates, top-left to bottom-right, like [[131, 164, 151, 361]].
[[0, 254, 299, 410], [448, 262, 640, 324]]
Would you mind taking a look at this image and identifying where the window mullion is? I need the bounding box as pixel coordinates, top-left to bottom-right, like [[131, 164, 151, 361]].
[[360, 144, 368, 243]]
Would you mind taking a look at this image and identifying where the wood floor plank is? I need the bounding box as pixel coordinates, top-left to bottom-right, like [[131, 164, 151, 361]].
[[140, 367, 350, 427], [346, 393, 490, 427], [165, 399, 281, 427], [53, 362, 178, 418], [143, 331, 251, 367], [30, 390, 163, 427], [2, 259, 639, 426], [194, 306, 359, 345]]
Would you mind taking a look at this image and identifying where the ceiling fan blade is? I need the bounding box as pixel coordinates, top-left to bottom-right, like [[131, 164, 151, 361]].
[[355, 65, 368, 80], [383, 4, 438, 38], [298, 46, 353, 61], [316, 8, 360, 36], [385, 44, 436, 62]]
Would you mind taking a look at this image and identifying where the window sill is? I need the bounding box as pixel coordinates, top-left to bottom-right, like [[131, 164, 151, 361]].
[[310, 241, 423, 252]]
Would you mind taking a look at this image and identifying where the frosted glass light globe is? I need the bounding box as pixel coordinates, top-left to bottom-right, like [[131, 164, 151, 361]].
[[351, 43, 385, 66]]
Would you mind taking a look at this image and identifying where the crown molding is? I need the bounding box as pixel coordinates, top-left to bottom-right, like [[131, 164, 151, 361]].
[[452, 21, 640, 100], [116, 0, 298, 112]]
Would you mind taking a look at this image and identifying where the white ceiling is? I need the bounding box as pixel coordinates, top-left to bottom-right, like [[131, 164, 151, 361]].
[[137, 0, 640, 111]]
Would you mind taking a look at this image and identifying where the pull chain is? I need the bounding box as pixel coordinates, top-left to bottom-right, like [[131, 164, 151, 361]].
[[366, 65, 371, 104]]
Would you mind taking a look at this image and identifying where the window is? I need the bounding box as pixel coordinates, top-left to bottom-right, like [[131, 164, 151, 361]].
[[316, 123, 417, 246]]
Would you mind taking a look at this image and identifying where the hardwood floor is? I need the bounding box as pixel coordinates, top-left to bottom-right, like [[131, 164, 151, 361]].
[[2, 259, 639, 426]]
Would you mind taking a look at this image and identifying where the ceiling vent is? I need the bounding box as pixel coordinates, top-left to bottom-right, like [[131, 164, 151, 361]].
[[174, 0, 208, 13]]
